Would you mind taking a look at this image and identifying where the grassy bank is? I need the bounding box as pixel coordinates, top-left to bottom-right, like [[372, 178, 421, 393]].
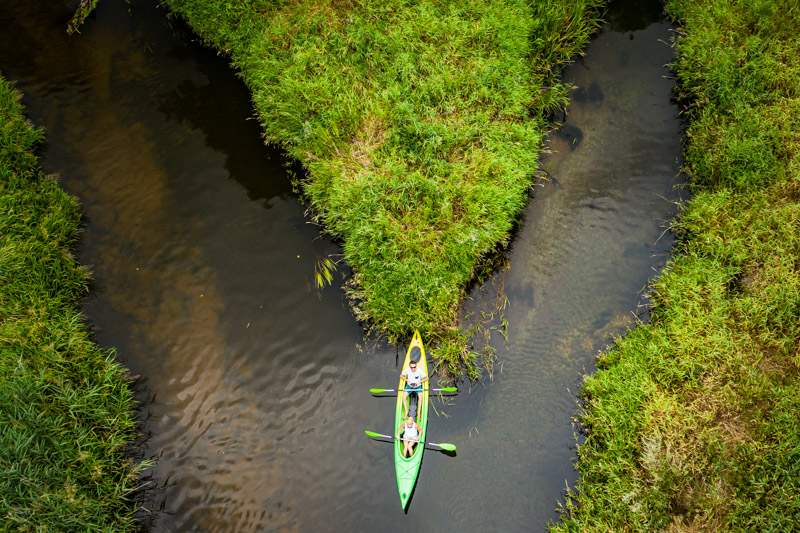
[[161, 0, 605, 375], [0, 75, 145, 531], [552, 0, 800, 530]]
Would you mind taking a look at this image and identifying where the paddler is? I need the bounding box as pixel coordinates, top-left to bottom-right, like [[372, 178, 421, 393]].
[[398, 417, 422, 458], [399, 359, 428, 418]]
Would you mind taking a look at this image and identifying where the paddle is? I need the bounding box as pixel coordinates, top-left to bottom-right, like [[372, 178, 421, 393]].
[[369, 387, 458, 394], [365, 430, 457, 451]]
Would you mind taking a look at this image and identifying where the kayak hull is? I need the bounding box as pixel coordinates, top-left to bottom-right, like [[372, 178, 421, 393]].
[[394, 330, 429, 509]]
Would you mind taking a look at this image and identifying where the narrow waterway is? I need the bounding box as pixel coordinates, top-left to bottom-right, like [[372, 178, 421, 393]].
[[0, 0, 684, 530]]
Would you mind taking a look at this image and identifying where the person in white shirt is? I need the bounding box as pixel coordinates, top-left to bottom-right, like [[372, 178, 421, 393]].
[[400, 360, 428, 418], [398, 417, 422, 458]]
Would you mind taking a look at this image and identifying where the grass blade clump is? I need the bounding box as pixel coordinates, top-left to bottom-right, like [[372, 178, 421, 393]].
[[551, 0, 800, 530], [162, 0, 605, 374], [67, 0, 101, 35], [0, 74, 147, 532]]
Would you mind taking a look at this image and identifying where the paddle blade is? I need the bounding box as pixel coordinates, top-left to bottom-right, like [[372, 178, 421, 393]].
[[365, 430, 386, 439], [438, 387, 458, 392], [369, 388, 388, 394], [437, 443, 457, 451]]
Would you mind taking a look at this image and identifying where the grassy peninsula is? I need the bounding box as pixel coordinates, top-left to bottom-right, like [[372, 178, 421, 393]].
[[553, 0, 800, 529], [0, 76, 144, 531], [161, 0, 605, 375]]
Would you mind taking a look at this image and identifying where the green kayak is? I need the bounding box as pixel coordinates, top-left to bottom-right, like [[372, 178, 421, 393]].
[[394, 330, 429, 509]]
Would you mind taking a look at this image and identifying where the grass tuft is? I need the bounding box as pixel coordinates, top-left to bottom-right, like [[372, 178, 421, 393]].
[[161, 0, 606, 375], [0, 74, 147, 532]]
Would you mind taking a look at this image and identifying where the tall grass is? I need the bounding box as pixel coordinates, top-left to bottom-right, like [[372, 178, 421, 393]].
[[552, 0, 800, 529], [161, 0, 605, 374], [0, 75, 146, 531]]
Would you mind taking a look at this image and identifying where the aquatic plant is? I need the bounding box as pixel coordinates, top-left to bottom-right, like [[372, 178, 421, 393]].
[[314, 257, 338, 290], [68, 0, 101, 35], [0, 75, 147, 531], [552, 0, 800, 529], [161, 0, 605, 375]]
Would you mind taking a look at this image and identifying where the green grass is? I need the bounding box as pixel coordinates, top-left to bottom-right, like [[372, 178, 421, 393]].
[[161, 0, 605, 376], [551, 0, 800, 530], [0, 74, 146, 532]]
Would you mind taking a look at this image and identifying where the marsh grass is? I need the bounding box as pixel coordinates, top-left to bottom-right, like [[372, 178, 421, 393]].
[[162, 0, 605, 375], [551, 0, 800, 529], [0, 75, 146, 531]]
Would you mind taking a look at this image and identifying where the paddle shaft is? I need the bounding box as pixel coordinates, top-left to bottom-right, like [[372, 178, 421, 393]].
[[370, 387, 457, 393], [364, 430, 456, 451]]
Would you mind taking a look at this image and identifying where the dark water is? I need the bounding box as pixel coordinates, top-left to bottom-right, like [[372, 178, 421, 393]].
[[0, 0, 684, 530]]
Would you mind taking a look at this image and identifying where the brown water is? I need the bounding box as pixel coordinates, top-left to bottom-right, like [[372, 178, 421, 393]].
[[0, 0, 684, 530]]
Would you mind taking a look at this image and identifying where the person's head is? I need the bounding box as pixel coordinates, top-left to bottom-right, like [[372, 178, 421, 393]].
[[405, 417, 413, 425], [409, 362, 417, 371]]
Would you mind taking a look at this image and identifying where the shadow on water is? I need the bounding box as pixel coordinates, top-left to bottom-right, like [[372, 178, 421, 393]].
[[605, 0, 668, 33], [0, 0, 684, 530], [154, 46, 299, 205]]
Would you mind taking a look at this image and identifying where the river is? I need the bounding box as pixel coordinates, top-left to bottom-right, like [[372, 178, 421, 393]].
[[0, 0, 683, 530]]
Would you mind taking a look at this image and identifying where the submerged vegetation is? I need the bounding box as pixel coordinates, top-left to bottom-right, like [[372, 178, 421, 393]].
[[553, 0, 800, 529], [0, 76, 144, 531], [161, 0, 605, 375], [68, 0, 101, 35]]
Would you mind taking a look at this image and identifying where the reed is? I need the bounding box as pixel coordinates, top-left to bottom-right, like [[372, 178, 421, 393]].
[[552, 0, 800, 529], [161, 0, 605, 374], [0, 75, 147, 532]]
